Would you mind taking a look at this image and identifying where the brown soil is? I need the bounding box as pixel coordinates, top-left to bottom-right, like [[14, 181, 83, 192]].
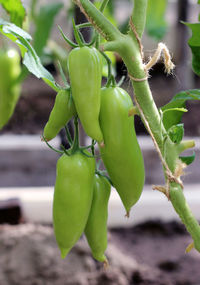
[[111, 220, 200, 285], [0, 221, 200, 285]]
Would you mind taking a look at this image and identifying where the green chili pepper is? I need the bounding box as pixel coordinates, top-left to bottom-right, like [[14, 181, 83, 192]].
[[99, 86, 145, 215], [43, 89, 76, 141], [0, 49, 21, 129], [53, 150, 95, 259], [68, 46, 104, 143], [85, 173, 111, 264]]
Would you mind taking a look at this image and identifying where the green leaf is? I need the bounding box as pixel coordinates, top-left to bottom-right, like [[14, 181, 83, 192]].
[[0, 0, 25, 28], [0, 19, 60, 91], [161, 102, 187, 130], [179, 152, 195, 165], [162, 107, 187, 114], [33, 3, 63, 57], [146, 0, 167, 40], [168, 124, 184, 144], [0, 19, 30, 39], [183, 22, 200, 76], [171, 89, 200, 101], [161, 89, 200, 130]]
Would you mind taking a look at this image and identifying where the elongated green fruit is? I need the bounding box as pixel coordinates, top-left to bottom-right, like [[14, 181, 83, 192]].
[[99, 87, 145, 214], [0, 49, 21, 129], [170, 183, 200, 252], [43, 89, 76, 141], [68, 46, 103, 143], [85, 173, 111, 263], [53, 151, 95, 258]]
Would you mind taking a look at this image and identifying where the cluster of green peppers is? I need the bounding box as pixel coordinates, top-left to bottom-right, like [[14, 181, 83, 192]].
[[49, 114, 111, 264], [43, 35, 145, 264]]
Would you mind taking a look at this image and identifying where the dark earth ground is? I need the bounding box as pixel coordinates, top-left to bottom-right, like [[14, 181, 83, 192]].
[[0, 220, 200, 285]]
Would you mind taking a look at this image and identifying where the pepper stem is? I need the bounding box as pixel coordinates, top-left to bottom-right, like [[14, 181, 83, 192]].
[[71, 116, 79, 154], [100, 51, 112, 86], [72, 19, 84, 47], [95, 0, 110, 49]]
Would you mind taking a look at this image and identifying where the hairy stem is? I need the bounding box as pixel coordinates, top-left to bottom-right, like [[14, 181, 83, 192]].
[[130, 0, 148, 38], [71, 116, 79, 154], [170, 183, 200, 252], [73, 0, 121, 41], [100, 0, 110, 12]]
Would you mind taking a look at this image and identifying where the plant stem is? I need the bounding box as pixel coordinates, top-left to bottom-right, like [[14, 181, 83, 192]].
[[64, 125, 73, 145], [72, 19, 84, 47], [76, 22, 93, 29], [71, 116, 79, 154], [100, 0, 110, 12], [95, 0, 110, 49], [58, 25, 78, 48], [129, 0, 148, 38], [42, 135, 64, 154], [100, 51, 112, 86], [73, 0, 121, 41], [30, 0, 38, 22]]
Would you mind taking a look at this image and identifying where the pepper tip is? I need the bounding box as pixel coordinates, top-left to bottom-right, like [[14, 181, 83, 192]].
[[99, 141, 105, 148]]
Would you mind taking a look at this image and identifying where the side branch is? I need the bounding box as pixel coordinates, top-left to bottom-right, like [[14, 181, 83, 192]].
[[73, 0, 122, 41], [130, 0, 148, 38]]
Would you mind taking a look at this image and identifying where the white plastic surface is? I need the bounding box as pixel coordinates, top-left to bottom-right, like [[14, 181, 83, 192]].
[[0, 185, 200, 227]]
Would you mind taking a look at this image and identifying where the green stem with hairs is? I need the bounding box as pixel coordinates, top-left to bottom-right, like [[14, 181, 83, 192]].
[[76, 22, 93, 29], [73, 0, 121, 41], [71, 116, 80, 154], [95, 0, 110, 48], [72, 19, 84, 47], [100, 0, 110, 12], [129, 0, 148, 38]]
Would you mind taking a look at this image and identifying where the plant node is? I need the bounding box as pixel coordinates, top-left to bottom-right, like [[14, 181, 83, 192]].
[[73, 0, 108, 40]]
